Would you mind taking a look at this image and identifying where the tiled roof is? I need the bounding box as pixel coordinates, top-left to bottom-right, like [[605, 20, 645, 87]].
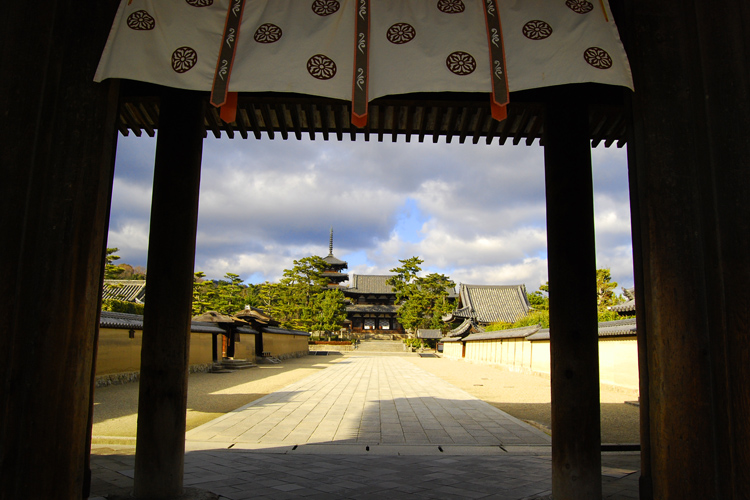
[[100, 311, 143, 329], [323, 254, 347, 267], [191, 321, 230, 334], [100, 311, 310, 336], [263, 326, 311, 336], [102, 280, 146, 303], [322, 270, 348, 276], [526, 329, 550, 341], [100, 311, 227, 334], [345, 274, 455, 297], [609, 287, 636, 313], [452, 284, 531, 324], [442, 336, 463, 343], [463, 324, 541, 342], [322, 271, 348, 281], [597, 318, 637, 337], [345, 274, 396, 294], [526, 318, 637, 341], [346, 304, 399, 314], [417, 329, 444, 339], [448, 319, 481, 337], [235, 325, 260, 335]]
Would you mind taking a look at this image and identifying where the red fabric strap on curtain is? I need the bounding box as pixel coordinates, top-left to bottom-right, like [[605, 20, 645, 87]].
[[351, 0, 370, 129], [211, 0, 246, 123]]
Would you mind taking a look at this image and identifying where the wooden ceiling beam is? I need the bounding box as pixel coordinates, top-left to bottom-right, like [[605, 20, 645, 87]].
[[526, 114, 542, 146], [259, 104, 275, 140], [391, 106, 400, 143], [470, 107, 486, 144], [137, 103, 157, 137], [290, 103, 303, 140], [115, 90, 626, 146], [321, 104, 331, 141], [235, 108, 248, 139], [274, 103, 289, 140], [377, 105, 385, 142], [432, 106, 444, 143], [418, 106, 429, 143], [206, 107, 222, 139], [513, 108, 532, 146], [445, 107, 460, 144], [458, 107, 476, 144], [305, 104, 316, 140], [485, 115, 500, 145], [121, 103, 143, 137], [405, 105, 414, 143], [498, 111, 516, 145], [246, 104, 262, 140], [333, 104, 343, 141]]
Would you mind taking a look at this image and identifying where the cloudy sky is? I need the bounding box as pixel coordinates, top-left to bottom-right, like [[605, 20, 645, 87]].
[[107, 132, 634, 294]]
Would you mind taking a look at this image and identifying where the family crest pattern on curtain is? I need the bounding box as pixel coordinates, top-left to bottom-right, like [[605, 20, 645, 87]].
[[95, 0, 633, 126]]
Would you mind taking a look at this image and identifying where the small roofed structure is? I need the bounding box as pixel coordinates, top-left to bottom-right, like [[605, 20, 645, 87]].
[[234, 306, 274, 325], [443, 284, 532, 338], [608, 287, 636, 316], [102, 279, 147, 303], [233, 306, 311, 362], [446, 318, 484, 338], [344, 274, 403, 335], [416, 329, 443, 340], [526, 317, 637, 342], [192, 311, 249, 365], [321, 228, 349, 290]]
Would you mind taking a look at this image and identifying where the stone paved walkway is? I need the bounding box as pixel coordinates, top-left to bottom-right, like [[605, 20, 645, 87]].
[[90, 354, 640, 499], [186, 355, 550, 449]]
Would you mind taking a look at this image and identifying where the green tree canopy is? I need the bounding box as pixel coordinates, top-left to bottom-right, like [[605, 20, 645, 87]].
[[388, 257, 455, 333], [310, 289, 348, 334], [254, 256, 345, 332], [596, 268, 619, 310], [191, 272, 258, 316], [527, 281, 549, 310], [104, 248, 124, 279]]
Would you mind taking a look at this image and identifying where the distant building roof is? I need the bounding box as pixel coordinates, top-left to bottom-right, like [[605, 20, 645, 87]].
[[597, 318, 637, 337], [100, 310, 227, 334], [102, 280, 146, 303], [417, 329, 444, 339], [448, 318, 483, 337], [262, 325, 311, 336], [609, 287, 636, 313], [462, 324, 541, 342], [446, 284, 531, 325], [526, 318, 637, 341], [323, 254, 347, 267], [322, 228, 348, 268], [99, 311, 143, 329], [346, 304, 399, 314], [100, 311, 309, 336], [345, 274, 397, 295]]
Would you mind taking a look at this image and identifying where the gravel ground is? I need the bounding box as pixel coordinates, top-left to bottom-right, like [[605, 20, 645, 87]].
[[92, 353, 639, 445]]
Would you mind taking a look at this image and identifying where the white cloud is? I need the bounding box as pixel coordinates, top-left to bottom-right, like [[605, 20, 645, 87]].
[[108, 134, 633, 291]]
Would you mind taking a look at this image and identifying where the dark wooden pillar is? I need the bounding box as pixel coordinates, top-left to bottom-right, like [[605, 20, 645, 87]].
[[133, 89, 204, 498], [0, 2, 120, 499], [620, 0, 750, 498], [543, 86, 602, 500]]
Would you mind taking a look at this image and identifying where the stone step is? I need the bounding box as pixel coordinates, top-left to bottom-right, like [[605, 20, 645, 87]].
[[220, 358, 256, 370], [259, 356, 281, 364], [356, 340, 408, 352]]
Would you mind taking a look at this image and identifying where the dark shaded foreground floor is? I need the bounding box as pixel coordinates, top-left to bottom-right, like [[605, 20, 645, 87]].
[[90, 355, 638, 499], [90, 446, 639, 500]]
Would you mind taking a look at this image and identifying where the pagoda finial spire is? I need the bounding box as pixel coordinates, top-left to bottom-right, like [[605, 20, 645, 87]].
[[329, 227, 334, 256]]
